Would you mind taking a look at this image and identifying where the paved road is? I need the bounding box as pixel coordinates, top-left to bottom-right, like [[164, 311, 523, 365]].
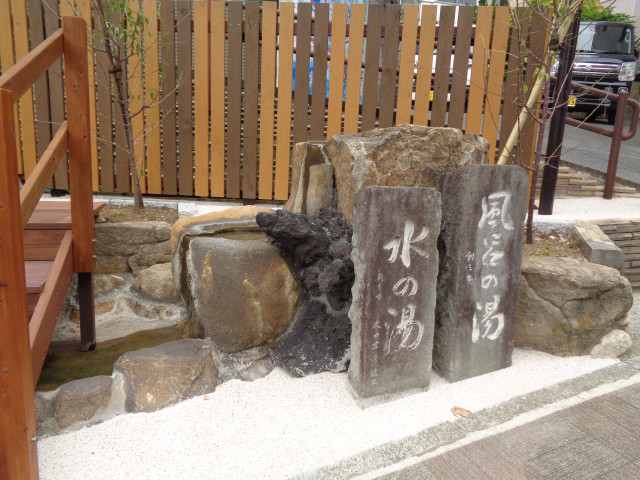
[[558, 109, 640, 186], [381, 377, 640, 480]]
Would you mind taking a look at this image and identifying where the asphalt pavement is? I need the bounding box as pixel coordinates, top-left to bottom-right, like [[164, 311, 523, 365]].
[[558, 103, 640, 187]]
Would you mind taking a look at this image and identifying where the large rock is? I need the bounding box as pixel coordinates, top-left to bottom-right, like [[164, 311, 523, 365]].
[[131, 263, 181, 302], [52, 376, 113, 429], [95, 222, 172, 275], [172, 206, 300, 348], [257, 208, 354, 376], [284, 142, 332, 214], [114, 339, 217, 413], [187, 237, 299, 352], [515, 256, 633, 356], [324, 125, 488, 222]]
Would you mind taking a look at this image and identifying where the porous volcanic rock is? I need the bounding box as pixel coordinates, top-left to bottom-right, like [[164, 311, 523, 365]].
[[515, 256, 633, 356], [113, 339, 217, 413], [257, 208, 353, 376], [323, 125, 488, 222]]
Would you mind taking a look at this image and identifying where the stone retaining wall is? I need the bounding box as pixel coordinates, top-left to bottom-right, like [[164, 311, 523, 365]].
[[597, 219, 640, 291]]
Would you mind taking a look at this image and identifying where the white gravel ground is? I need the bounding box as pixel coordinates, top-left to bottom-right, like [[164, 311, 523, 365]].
[[38, 350, 617, 480]]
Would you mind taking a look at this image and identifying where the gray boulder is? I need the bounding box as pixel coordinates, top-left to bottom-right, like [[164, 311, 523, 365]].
[[52, 376, 113, 429], [114, 339, 217, 413], [589, 329, 633, 358], [324, 125, 488, 222], [94, 274, 126, 296], [131, 263, 181, 302], [210, 345, 275, 383], [515, 256, 633, 356]]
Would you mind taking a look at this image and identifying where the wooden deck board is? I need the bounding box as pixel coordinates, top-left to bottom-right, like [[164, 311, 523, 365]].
[[25, 261, 53, 294], [26, 201, 104, 229]]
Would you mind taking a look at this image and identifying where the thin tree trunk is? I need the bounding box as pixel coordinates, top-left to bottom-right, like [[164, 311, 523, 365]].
[[92, 0, 144, 209]]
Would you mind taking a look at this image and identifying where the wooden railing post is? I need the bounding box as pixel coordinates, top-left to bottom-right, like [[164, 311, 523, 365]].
[[63, 16, 96, 351], [0, 88, 39, 479]]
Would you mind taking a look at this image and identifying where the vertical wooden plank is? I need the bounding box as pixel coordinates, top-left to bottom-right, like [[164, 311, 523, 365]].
[[11, 0, 38, 178], [27, 0, 52, 164], [194, 0, 209, 197], [243, 1, 260, 199], [465, 6, 493, 135], [160, 0, 177, 196], [45, 0, 68, 189], [110, 11, 129, 193], [0, 89, 40, 480], [378, 4, 400, 128], [210, 0, 226, 197], [395, 4, 419, 126], [431, 5, 455, 128], [0, 0, 23, 174], [309, 3, 329, 141], [499, 8, 530, 158], [343, 3, 365, 134], [127, 0, 146, 193], [292, 2, 311, 145], [518, 9, 549, 170], [94, 10, 114, 193], [361, 4, 383, 132], [177, 0, 193, 196], [79, 0, 99, 191], [483, 7, 511, 163], [226, 1, 242, 198], [326, 3, 347, 139], [258, 1, 276, 199], [274, 2, 294, 200], [448, 6, 474, 130], [144, 0, 161, 194], [63, 16, 95, 272], [413, 5, 437, 126]]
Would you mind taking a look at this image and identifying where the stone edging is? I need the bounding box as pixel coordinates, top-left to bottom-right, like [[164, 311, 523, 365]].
[[574, 220, 624, 271], [289, 357, 640, 480]]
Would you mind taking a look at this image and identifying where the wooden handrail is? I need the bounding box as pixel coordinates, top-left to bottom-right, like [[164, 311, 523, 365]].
[[29, 231, 73, 385], [20, 122, 68, 228], [0, 30, 63, 100]]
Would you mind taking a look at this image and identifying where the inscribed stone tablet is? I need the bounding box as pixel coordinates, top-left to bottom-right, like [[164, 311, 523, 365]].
[[434, 165, 528, 382], [348, 186, 441, 404]]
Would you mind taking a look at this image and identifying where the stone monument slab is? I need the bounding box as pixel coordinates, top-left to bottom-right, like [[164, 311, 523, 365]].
[[349, 186, 441, 405], [434, 165, 528, 382]]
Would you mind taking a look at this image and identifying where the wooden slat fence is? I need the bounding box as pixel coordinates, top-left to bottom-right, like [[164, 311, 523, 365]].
[[2, 1, 549, 201]]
